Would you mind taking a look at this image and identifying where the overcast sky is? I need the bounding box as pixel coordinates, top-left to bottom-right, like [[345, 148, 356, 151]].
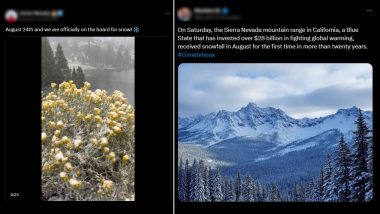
[[178, 63, 372, 119]]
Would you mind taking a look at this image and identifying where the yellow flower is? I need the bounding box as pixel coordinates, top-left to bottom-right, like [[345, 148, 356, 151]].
[[94, 115, 103, 123], [56, 120, 64, 129], [61, 136, 71, 145], [108, 121, 117, 127], [111, 158, 116, 165], [41, 132, 47, 142], [118, 110, 126, 115], [103, 147, 110, 154], [59, 171, 68, 182], [127, 113, 134, 121], [41, 117, 45, 122], [76, 170, 81, 177], [42, 162, 52, 172], [51, 135, 60, 146], [94, 108, 101, 115], [57, 112, 62, 117], [100, 137, 108, 147], [77, 112, 84, 119], [84, 82, 91, 88], [48, 121, 56, 129], [108, 111, 119, 120], [54, 151, 64, 161], [122, 154, 130, 163], [112, 126, 122, 133], [61, 157, 69, 163], [90, 138, 97, 147], [51, 83, 57, 89], [102, 180, 113, 190], [107, 130, 114, 137], [69, 178, 82, 189], [108, 152, 116, 159], [54, 130, 61, 136], [114, 101, 121, 108], [64, 162, 73, 172], [73, 139, 82, 149], [85, 114, 92, 122]]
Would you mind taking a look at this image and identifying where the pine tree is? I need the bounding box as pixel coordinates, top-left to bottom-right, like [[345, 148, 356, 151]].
[[234, 172, 242, 201], [224, 179, 235, 202], [243, 172, 254, 201], [203, 166, 211, 201], [255, 181, 264, 202], [310, 178, 321, 202], [71, 67, 77, 85], [76, 66, 86, 88], [318, 167, 325, 201], [210, 167, 223, 202], [365, 133, 373, 201], [305, 180, 313, 202], [322, 153, 338, 201], [335, 134, 352, 202], [185, 159, 191, 201], [178, 159, 186, 201], [350, 109, 370, 202], [269, 184, 281, 202], [42, 37, 61, 87], [189, 159, 206, 201], [55, 43, 70, 80]]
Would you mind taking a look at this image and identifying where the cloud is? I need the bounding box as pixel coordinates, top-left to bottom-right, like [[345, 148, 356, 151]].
[[178, 63, 372, 118]]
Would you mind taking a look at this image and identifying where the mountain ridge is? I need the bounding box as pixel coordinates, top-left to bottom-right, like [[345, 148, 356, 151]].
[[178, 102, 372, 147]]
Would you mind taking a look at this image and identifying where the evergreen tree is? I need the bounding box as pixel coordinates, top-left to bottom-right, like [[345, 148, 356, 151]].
[[203, 166, 211, 201], [305, 180, 314, 202], [234, 172, 242, 201], [318, 167, 325, 201], [310, 178, 321, 202], [335, 134, 352, 202], [255, 181, 264, 202], [269, 184, 281, 202], [178, 159, 186, 201], [350, 109, 370, 202], [243, 172, 255, 201], [71, 67, 77, 86], [189, 159, 206, 201], [185, 159, 191, 201], [365, 133, 373, 201], [323, 153, 338, 201], [210, 167, 223, 202], [55, 43, 70, 80], [76, 66, 86, 88], [224, 179, 235, 202], [42, 38, 61, 87]]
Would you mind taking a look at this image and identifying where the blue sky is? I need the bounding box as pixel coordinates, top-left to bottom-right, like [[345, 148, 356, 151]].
[[178, 63, 372, 119]]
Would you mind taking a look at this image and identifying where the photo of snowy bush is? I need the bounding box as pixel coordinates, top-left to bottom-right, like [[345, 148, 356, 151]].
[[178, 63, 372, 202], [41, 37, 135, 201]]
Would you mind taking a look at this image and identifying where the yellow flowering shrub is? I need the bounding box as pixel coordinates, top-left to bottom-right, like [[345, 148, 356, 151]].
[[41, 81, 135, 201]]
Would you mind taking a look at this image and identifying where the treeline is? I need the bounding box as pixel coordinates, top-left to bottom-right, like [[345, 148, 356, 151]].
[[42, 38, 85, 88], [82, 42, 133, 69], [179, 109, 373, 202], [290, 109, 373, 202], [178, 158, 282, 202]]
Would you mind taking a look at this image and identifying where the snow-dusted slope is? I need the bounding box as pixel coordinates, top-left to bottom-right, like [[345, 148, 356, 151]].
[[178, 103, 372, 147]]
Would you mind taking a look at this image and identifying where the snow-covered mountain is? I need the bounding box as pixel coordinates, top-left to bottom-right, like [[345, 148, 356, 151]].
[[178, 102, 372, 147]]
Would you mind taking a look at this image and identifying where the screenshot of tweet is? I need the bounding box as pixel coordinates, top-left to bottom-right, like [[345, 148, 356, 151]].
[[175, 1, 376, 210], [2, 2, 172, 210]]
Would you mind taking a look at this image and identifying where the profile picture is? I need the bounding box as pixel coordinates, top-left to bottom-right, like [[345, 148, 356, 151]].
[[177, 7, 192, 21], [4, 9, 18, 23]]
